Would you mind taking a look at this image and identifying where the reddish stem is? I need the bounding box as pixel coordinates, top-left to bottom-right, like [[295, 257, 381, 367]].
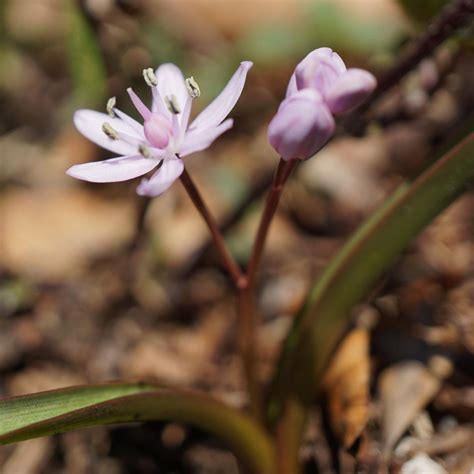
[[246, 159, 298, 285], [238, 158, 299, 420], [179, 168, 246, 288]]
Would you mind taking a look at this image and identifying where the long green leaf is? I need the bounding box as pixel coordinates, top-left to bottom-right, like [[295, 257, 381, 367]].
[[0, 383, 275, 474], [67, 0, 106, 108], [269, 133, 474, 421]]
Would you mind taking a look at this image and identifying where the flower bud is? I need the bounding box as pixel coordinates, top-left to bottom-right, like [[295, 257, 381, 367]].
[[325, 68, 376, 115], [295, 47, 346, 95], [144, 113, 173, 149], [268, 89, 335, 161]]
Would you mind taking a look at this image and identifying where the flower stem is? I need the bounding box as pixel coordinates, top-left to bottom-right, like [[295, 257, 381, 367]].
[[179, 168, 246, 288], [246, 158, 298, 284], [127, 196, 151, 253], [238, 158, 298, 421]]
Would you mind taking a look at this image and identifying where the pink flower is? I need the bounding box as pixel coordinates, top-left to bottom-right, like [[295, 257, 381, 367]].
[[67, 61, 253, 197], [268, 47, 376, 161]]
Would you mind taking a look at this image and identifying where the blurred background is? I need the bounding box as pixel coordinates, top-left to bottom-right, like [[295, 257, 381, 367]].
[[1, 0, 473, 472]]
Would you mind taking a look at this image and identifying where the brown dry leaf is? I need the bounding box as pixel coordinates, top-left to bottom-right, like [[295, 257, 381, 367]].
[[1, 188, 133, 281], [2, 438, 53, 474], [378, 357, 453, 457], [323, 328, 371, 448]]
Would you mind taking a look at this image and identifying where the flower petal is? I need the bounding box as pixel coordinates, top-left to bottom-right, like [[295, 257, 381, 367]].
[[136, 158, 184, 197], [180, 119, 233, 157], [268, 89, 335, 161], [66, 155, 158, 183], [189, 61, 252, 132], [74, 110, 142, 155], [154, 63, 189, 116], [286, 73, 298, 98], [325, 68, 376, 114]]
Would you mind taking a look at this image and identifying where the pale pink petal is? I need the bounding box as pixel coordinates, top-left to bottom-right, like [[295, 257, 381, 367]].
[[154, 63, 189, 115], [268, 89, 335, 161], [127, 88, 151, 120], [286, 73, 298, 98], [136, 158, 184, 197], [113, 108, 144, 135], [325, 68, 376, 114], [180, 119, 233, 157], [74, 110, 141, 155], [66, 155, 158, 183], [151, 86, 169, 116], [298, 48, 346, 75], [189, 61, 253, 132]]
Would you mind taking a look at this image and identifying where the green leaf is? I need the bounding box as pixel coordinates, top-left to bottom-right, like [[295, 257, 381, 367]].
[[0, 383, 275, 474], [66, 0, 106, 108], [269, 133, 474, 422]]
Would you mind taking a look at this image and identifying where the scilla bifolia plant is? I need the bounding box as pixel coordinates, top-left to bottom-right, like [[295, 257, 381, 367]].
[[1, 42, 474, 474]]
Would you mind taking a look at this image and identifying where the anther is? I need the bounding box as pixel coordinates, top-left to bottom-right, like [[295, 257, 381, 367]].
[[143, 68, 158, 87], [106, 97, 116, 117], [165, 95, 181, 114], [138, 144, 151, 158], [102, 122, 119, 140], [185, 76, 201, 98]]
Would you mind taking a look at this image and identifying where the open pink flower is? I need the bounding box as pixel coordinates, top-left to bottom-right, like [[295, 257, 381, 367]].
[[67, 61, 253, 197]]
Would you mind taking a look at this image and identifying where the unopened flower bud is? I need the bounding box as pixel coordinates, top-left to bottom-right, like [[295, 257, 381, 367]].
[[289, 47, 377, 115], [143, 113, 173, 149], [325, 68, 376, 114], [268, 89, 335, 161], [295, 47, 346, 94]]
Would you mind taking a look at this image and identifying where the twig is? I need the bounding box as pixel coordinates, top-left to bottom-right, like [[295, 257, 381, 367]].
[[359, 0, 474, 112]]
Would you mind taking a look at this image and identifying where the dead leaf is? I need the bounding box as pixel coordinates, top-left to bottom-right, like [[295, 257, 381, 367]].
[[1, 188, 133, 281], [2, 438, 53, 474], [378, 356, 453, 457], [323, 328, 371, 448]]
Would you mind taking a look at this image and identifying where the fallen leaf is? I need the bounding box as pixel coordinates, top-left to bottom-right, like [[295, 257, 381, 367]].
[[401, 453, 447, 474], [1, 188, 133, 281], [378, 356, 453, 457], [323, 328, 371, 448]]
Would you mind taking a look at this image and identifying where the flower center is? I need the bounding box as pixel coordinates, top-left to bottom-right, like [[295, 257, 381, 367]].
[[144, 113, 173, 149]]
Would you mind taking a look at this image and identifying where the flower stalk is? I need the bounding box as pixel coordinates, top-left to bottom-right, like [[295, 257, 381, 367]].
[[179, 167, 246, 288]]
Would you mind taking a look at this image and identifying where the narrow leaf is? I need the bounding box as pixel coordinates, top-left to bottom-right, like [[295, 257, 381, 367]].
[[0, 383, 275, 474], [66, 0, 106, 108], [269, 134, 474, 422]]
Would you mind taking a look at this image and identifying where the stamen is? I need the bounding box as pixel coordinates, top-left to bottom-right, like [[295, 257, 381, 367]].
[[185, 76, 201, 98], [102, 122, 119, 140], [138, 144, 151, 158], [165, 95, 181, 114], [143, 68, 158, 87], [106, 97, 116, 117]]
